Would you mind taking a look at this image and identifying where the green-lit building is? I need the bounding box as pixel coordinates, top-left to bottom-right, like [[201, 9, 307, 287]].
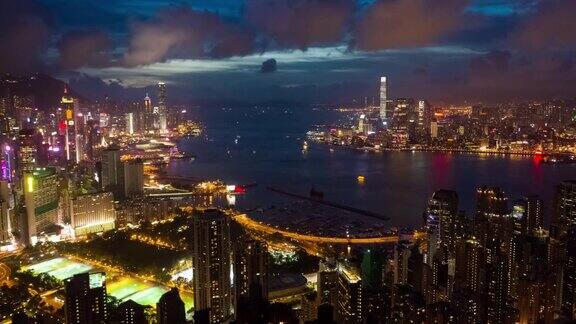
[[23, 167, 59, 245]]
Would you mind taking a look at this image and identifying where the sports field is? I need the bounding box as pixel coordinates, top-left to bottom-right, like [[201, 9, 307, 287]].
[[24, 257, 194, 313]]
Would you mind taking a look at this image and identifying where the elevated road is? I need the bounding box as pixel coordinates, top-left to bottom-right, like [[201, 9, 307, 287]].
[[233, 214, 399, 244]]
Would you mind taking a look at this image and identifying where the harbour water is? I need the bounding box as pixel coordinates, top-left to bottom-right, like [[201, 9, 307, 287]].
[[169, 107, 576, 229]]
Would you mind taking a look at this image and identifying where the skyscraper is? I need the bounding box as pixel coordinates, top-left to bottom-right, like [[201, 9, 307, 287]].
[[64, 272, 108, 324], [235, 238, 269, 301], [379, 76, 388, 126], [143, 93, 153, 131], [518, 195, 544, 236], [336, 263, 363, 323], [61, 86, 79, 163], [157, 288, 186, 324], [192, 209, 232, 323], [425, 190, 460, 258], [122, 159, 144, 198], [101, 147, 122, 195], [23, 167, 59, 245], [157, 82, 167, 132], [17, 129, 37, 175]]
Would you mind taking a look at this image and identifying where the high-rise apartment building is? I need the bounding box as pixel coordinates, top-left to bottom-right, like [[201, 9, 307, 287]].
[[192, 208, 232, 322], [64, 272, 108, 324], [157, 288, 186, 324]]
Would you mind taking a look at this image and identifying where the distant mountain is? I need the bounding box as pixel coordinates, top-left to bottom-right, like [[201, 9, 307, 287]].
[[0, 73, 87, 111]]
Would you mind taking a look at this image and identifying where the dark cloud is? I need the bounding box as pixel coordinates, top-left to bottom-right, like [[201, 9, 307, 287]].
[[469, 50, 512, 73], [260, 58, 278, 73], [57, 30, 114, 69], [246, 0, 355, 50], [123, 7, 256, 67], [0, 0, 52, 73], [512, 0, 576, 49], [352, 0, 470, 51]]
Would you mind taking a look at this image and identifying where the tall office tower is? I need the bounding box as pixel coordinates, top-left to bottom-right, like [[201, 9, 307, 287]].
[[61, 86, 79, 163], [23, 167, 59, 245], [112, 300, 147, 324], [70, 192, 116, 236], [122, 159, 144, 198], [143, 93, 153, 131], [357, 114, 365, 133], [416, 100, 431, 139], [192, 209, 232, 323], [64, 272, 108, 324], [517, 195, 544, 236], [157, 82, 167, 132], [157, 288, 186, 324], [17, 128, 37, 175], [125, 112, 135, 135], [336, 263, 362, 323], [425, 190, 460, 258], [101, 147, 122, 193], [235, 239, 269, 301], [379, 76, 388, 126]]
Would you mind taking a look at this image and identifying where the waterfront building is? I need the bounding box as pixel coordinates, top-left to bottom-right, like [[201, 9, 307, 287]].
[[64, 272, 108, 324], [416, 100, 431, 140], [192, 208, 232, 322], [23, 167, 59, 245], [379, 76, 389, 126], [70, 192, 116, 236], [144, 93, 153, 131], [157, 287, 186, 324], [157, 82, 167, 132]]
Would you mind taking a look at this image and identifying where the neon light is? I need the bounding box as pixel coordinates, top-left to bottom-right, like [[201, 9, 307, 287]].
[[26, 176, 34, 193]]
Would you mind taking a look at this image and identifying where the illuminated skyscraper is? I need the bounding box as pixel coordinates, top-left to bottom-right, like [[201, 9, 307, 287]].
[[379, 76, 388, 126], [235, 239, 269, 301], [336, 263, 363, 323], [425, 190, 460, 258], [101, 147, 122, 194], [157, 82, 167, 132], [70, 192, 116, 237], [23, 167, 59, 245], [125, 112, 135, 135], [144, 93, 153, 131], [64, 272, 108, 324], [192, 208, 232, 322], [61, 86, 79, 163], [17, 128, 37, 175]]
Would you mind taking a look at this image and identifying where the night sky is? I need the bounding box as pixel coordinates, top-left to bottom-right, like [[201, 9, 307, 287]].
[[2, 0, 575, 104]]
